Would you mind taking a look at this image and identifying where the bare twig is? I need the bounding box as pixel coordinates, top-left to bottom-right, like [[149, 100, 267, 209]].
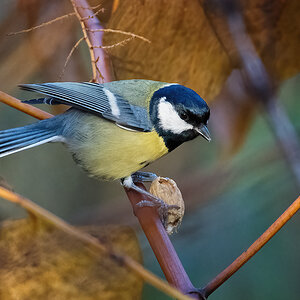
[[0, 186, 194, 300], [7, 12, 76, 36], [0, 91, 53, 120], [86, 28, 151, 43], [59, 37, 85, 80], [7, 4, 103, 36], [81, 6, 105, 20], [93, 36, 134, 49], [203, 195, 300, 297]]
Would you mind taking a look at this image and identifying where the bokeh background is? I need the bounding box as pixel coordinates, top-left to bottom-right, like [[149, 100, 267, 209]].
[[0, 1, 299, 299]]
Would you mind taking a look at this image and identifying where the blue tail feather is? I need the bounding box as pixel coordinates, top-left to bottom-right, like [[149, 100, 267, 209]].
[[0, 132, 50, 148], [0, 119, 61, 158], [0, 128, 45, 141]]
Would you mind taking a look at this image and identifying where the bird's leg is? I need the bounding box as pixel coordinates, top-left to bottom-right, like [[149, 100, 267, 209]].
[[127, 172, 162, 207], [121, 175, 163, 207], [121, 175, 179, 219], [131, 171, 158, 183]]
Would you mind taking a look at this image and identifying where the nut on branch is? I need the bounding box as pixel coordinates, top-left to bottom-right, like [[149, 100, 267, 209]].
[[150, 177, 185, 235]]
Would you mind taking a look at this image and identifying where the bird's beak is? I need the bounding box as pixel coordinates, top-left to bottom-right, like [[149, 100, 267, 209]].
[[195, 124, 211, 142]]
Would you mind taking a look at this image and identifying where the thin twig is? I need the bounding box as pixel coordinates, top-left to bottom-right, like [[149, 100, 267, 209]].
[[93, 36, 134, 49], [7, 4, 104, 36], [7, 12, 76, 36], [59, 37, 85, 80], [81, 6, 105, 20], [203, 195, 300, 297], [0, 186, 194, 300], [87, 28, 151, 43], [0, 91, 53, 120]]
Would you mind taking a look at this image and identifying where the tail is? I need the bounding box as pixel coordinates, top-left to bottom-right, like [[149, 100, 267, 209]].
[[0, 119, 62, 158]]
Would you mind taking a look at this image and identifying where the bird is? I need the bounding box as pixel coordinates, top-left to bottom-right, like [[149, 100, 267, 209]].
[[0, 80, 210, 208]]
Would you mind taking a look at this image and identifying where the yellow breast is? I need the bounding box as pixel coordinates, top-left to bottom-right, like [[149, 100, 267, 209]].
[[68, 116, 168, 180]]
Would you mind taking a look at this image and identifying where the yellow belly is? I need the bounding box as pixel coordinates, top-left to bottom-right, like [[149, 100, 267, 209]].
[[68, 115, 168, 180]]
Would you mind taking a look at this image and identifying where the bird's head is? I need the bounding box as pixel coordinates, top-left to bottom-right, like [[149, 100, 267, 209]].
[[150, 84, 211, 151]]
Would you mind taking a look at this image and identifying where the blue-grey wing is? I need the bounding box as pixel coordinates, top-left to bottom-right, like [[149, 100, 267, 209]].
[[19, 82, 153, 132]]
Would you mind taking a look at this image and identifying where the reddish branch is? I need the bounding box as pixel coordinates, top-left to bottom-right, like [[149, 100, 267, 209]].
[[125, 184, 204, 299]]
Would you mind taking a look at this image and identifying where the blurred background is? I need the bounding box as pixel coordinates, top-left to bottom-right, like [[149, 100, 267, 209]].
[[0, 0, 299, 299]]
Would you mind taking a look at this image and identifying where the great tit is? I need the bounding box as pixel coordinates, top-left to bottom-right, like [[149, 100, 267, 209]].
[[0, 80, 210, 202]]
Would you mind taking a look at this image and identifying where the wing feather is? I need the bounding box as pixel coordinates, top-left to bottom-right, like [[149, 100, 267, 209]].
[[19, 82, 152, 132]]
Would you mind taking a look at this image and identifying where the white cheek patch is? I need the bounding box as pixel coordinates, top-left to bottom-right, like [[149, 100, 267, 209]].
[[103, 88, 120, 118], [157, 97, 193, 134]]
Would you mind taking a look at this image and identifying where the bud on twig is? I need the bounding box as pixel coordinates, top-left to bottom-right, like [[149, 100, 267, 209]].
[[150, 177, 185, 235]]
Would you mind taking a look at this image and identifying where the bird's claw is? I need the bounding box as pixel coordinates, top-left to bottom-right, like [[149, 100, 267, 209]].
[[136, 199, 180, 224]]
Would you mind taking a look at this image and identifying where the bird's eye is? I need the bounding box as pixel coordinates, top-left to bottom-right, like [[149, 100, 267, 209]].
[[179, 111, 188, 121]]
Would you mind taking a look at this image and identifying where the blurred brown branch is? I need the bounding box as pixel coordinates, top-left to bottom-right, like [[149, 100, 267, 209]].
[[0, 91, 53, 120], [204, 0, 300, 187]]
